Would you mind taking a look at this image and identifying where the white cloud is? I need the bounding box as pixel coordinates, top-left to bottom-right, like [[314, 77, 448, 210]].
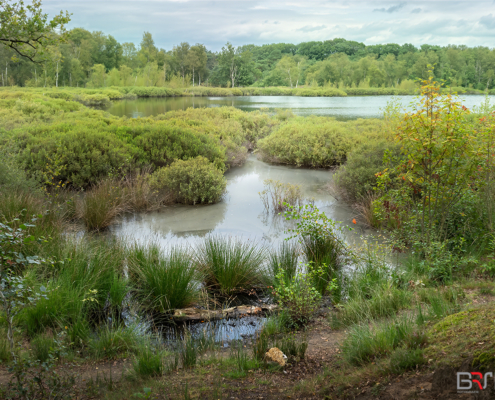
[[42, 0, 495, 50]]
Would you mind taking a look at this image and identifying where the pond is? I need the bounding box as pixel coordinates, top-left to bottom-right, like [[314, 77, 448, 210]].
[[110, 154, 369, 249], [106, 94, 495, 120]]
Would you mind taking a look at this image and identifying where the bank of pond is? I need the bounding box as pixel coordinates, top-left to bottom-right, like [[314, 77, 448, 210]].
[[2, 81, 495, 398]]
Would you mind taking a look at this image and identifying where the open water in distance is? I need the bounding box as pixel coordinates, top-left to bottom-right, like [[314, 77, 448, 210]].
[[107, 95, 495, 120]]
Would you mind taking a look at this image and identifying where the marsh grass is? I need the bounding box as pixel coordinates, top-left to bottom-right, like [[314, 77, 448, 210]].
[[179, 338, 198, 369], [133, 346, 164, 378], [331, 286, 412, 328], [89, 323, 141, 359], [389, 348, 425, 373], [302, 235, 345, 295], [21, 238, 126, 336], [416, 288, 462, 324], [226, 341, 258, 378], [0, 189, 64, 242], [276, 333, 308, 360], [195, 236, 268, 295], [269, 241, 299, 285], [122, 168, 163, 211], [341, 315, 416, 366], [31, 333, 55, 362], [77, 179, 129, 231], [259, 179, 304, 213], [252, 330, 270, 362], [129, 243, 199, 312]]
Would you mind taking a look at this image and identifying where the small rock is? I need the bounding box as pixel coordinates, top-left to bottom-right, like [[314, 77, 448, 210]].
[[265, 347, 287, 367]]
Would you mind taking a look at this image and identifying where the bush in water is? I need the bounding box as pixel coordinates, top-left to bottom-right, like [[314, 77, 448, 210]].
[[150, 156, 226, 205]]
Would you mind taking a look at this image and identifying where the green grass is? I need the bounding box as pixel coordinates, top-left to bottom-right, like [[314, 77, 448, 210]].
[[133, 346, 165, 378], [302, 235, 346, 295], [89, 323, 142, 359], [31, 333, 55, 362], [0, 336, 12, 363], [388, 348, 425, 373], [129, 243, 199, 312], [179, 338, 198, 369], [341, 315, 416, 366], [77, 179, 128, 231], [269, 241, 299, 286], [330, 286, 412, 328], [194, 236, 268, 295], [20, 237, 126, 337], [275, 333, 308, 361]]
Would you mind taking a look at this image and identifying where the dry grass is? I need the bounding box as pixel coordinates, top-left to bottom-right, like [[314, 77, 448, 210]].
[[121, 168, 163, 211], [259, 179, 304, 213], [77, 179, 129, 231], [353, 191, 379, 227]]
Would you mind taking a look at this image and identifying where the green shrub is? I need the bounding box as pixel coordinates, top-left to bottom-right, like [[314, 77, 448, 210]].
[[0, 150, 40, 192], [16, 126, 139, 189], [274, 266, 322, 326], [333, 140, 401, 202], [257, 117, 384, 167], [194, 236, 268, 295], [149, 156, 226, 205]]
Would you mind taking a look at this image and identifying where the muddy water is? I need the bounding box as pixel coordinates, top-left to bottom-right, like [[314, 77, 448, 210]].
[[110, 154, 371, 248]]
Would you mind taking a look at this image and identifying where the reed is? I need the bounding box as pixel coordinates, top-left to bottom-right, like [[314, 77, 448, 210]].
[[259, 179, 304, 213], [77, 179, 128, 231], [269, 241, 299, 286], [129, 243, 199, 312], [194, 236, 268, 295]]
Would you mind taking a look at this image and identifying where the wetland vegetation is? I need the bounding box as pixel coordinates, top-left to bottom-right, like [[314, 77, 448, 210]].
[[2, 72, 495, 399]]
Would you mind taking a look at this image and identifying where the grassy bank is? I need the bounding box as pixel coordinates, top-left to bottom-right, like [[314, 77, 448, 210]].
[[1, 78, 495, 399]]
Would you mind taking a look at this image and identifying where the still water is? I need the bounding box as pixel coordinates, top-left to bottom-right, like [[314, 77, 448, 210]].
[[107, 95, 495, 120], [110, 154, 368, 248]]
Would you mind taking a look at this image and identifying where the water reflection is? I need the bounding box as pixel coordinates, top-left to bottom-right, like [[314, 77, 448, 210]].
[[107, 95, 495, 120], [110, 154, 370, 248]]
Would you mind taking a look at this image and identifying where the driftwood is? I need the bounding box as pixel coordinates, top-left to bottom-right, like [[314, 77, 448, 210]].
[[173, 304, 278, 322]]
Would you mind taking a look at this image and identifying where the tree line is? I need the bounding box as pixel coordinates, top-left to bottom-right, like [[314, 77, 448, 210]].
[[1, 30, 494, 90]]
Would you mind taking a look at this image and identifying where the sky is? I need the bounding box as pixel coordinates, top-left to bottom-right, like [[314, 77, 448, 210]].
[[43, 0, 495, 51]]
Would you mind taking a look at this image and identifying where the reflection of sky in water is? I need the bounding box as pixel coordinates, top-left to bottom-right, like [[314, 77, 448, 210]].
[[161, 316, 266, 347], [107, 95, 495, 120], [109, 154, 372, 250]]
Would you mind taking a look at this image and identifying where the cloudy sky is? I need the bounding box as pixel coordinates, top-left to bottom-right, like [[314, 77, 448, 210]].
[[44, 1, 495, 51]]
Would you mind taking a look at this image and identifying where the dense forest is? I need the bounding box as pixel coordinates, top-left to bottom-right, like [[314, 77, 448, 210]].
[[1, 29, 494, 90]]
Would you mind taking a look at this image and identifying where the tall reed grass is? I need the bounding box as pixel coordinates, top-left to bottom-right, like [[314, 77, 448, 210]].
[[129, 243, 199, 312], [77, 179, 128, 231], [269, 241, 299, 285], [259, 179, 304, 213], [194, 236, 268, 295]]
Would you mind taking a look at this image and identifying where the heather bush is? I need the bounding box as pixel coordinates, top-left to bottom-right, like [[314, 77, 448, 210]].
[[149, 156, 226, 205]]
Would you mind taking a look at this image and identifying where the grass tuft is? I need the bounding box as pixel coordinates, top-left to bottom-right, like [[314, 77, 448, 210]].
[[129, 243, 199, 312], [195, 236, 268, 295], [133, 346, 164, 378]]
